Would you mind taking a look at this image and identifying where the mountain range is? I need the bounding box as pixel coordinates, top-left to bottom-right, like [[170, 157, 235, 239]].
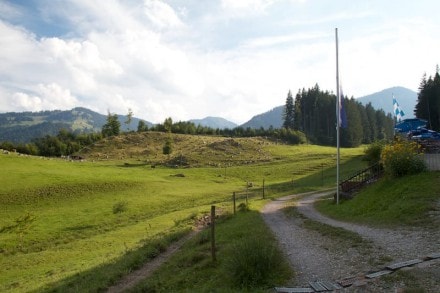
[[0, 86, 418, 144], [241, 86, 417, 129]]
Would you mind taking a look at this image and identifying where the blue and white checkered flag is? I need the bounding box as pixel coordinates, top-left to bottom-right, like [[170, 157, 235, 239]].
[[393, 96, 405, 122]]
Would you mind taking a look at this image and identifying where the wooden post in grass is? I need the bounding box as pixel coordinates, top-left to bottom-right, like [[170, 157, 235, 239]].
[[211, 205, 216, 262], [233, 192, 236, 215], [246, 183, 249, 206], [262, 178, 265, 199]]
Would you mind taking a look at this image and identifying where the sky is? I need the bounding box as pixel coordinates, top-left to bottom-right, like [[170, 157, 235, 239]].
[[1, 0, 439, 125]]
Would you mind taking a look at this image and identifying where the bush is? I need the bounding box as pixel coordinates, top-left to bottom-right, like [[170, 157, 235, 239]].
[[364, 140, 386, 165], [112, 201, 128, 214], [381, 138, 426, 177], [227, 236, 287, 288], [163, 138, 173, 155]]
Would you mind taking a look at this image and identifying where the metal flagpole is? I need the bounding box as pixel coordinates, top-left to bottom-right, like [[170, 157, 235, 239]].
[[335, 28, 340, 205]]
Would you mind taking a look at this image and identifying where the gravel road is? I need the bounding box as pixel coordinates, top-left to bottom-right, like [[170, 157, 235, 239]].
[[261, 191, 440, 291]]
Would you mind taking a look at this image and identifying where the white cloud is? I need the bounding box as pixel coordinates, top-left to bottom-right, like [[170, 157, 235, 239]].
[[143, 0, 184, 29], [8, 83, 78, 112], [221, 0, 275, 16], [1, 0, 440, 125], [0, 1, 23, 20]]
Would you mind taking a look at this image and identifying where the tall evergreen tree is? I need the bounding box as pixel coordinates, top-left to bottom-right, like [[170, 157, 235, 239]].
[[102, 112, 121, 137], [293, 90, 303, 131], [415, 68, 440, 131], [365, 103, 377, 142], [283, 90, 295, 129], [341, 98, 363, 147], [357, 101, 371, 144]]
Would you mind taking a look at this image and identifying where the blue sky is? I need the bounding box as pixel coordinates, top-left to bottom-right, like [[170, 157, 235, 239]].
[[1, 0, 439, 124]]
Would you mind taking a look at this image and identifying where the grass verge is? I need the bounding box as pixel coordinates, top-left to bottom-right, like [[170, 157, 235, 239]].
[[283, 206, 372, 252], [131, 207, 293, 292], [315, 172, 440, 227]]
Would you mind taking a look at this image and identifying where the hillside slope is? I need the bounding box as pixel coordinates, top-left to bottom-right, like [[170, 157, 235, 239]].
[[78, 132, 273, 167], [240, 106, 284, 129], [0, 107, 151, 144], [356, 86, 417, 117], [189, 116, 237, 129]]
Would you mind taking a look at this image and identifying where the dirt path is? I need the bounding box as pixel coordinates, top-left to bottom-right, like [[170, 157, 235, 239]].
[[261, 191, 440, 290], [106, 228, 201, 293]]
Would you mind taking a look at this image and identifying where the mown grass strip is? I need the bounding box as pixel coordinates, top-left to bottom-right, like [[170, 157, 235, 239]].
[[283, 206, 373, 252]]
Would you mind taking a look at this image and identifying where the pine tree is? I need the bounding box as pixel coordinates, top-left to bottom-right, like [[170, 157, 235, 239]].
[[293, 90, 302, 131], [415, 69, 440, 131], [102, 112, 121, 137], [283, 90, 295, 129]]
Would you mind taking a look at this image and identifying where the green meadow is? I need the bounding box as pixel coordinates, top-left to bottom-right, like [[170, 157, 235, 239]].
[[0, 135, 364, 292]]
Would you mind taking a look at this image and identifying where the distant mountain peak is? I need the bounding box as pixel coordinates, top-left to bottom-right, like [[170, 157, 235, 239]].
[[189, 117, 237, 129], [357, 86, 417, 117]]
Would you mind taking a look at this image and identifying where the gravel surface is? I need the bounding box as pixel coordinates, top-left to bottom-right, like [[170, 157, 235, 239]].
[[261, 191, 440, 292]]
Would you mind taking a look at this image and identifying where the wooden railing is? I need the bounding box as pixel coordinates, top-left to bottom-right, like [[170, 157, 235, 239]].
[[339, 163, 383, 195]]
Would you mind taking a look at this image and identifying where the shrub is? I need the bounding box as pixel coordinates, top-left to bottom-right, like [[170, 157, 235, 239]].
[[364, 140, 386, 165], [227, 236, 288, 288], [163, 138, 173, 155], [380, 138, 426, 177], [112, 201, 128, 214]]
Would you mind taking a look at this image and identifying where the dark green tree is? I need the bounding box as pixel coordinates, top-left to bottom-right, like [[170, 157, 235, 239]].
[[163, 137, 173, 155], [365, 103, 377, 143], [341, 98, 363, 147], [293, 90, 303, 131], [163, 117, 173, 133], [102, 112, 121, 137], [137, 120, 148, 132], [283, 90, 295, 129], [415, 69, 440, 131], [357, 101, 371, 144]]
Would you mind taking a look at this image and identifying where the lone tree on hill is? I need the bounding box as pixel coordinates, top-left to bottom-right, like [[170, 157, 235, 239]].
[[125, 108, 133, 131], [102, 111, 121, 137], [283, 90, 295, 129]]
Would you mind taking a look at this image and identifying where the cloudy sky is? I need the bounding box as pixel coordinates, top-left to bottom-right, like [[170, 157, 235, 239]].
[[1, 0, 439, 124]]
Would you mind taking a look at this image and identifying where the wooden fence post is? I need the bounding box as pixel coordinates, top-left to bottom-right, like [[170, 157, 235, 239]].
[[211, 205, 216, 262], [246, 183, 249, 206], [233, 192, 236, 215]]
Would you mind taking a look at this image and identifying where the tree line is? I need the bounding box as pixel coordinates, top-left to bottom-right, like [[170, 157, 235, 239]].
[[0, 129, 102, 157], [8, 72, 440, 157], [415, 67, 440, 131], [282, 84, 394, 147]]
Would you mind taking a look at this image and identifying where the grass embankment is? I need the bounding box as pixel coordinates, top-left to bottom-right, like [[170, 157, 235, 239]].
[[316, 171, 440, 227], [0, 133, 364, 292]]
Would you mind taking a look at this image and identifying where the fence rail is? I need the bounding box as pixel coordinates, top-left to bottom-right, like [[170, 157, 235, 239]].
[[339, 163, 383, 195]]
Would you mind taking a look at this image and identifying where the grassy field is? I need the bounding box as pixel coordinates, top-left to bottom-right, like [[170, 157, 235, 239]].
[[0, 133, 365, 292], [316, 171, 440, 227]]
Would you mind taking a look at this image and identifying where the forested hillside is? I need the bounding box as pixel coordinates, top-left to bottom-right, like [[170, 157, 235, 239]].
[[0, 107, 151, 143], [290, 85, 394, 147]]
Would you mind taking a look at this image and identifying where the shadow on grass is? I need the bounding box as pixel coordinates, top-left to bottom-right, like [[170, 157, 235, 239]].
[[35, 228, 190, 293], [132, 209, 293, 292], [264, 156, 366, 198]]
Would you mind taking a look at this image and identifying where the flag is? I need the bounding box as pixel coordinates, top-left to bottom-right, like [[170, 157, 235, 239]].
[[393, 96, 405, 122], [339, 87, 348, 128]]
